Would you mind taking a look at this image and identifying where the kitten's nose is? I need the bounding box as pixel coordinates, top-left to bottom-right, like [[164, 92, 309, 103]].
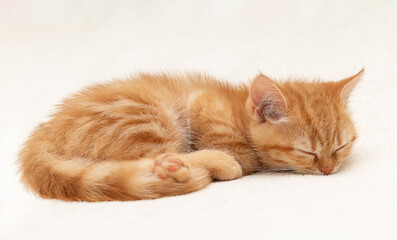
[[320, 167, 334, 175]]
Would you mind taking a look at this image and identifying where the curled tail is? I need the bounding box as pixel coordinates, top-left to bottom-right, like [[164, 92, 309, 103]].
[[18, 139, 211, 201]]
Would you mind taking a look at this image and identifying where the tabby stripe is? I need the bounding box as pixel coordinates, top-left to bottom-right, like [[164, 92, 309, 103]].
[[200, 118, 238, 131]]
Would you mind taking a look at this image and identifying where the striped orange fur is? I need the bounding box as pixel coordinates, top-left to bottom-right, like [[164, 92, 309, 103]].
[[18, 70, 363, 201]]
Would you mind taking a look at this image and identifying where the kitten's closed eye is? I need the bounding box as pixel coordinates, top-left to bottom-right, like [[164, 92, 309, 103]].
[[332, 137, 356, 154], [333, 143, 348, 153], [294, 148, 318, 159]]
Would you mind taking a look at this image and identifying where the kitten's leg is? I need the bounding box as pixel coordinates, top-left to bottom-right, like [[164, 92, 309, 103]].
[[188, 93, 262, 175], [145, 150, 241, 198], [183, 150, 243, 180], [154, 150, 242, 181]]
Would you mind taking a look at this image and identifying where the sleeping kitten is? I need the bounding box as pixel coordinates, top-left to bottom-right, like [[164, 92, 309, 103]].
[[18, 70, 363, 201]]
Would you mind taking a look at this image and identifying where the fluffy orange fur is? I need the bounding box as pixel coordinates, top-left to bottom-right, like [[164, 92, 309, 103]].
[[18, 70, 363, 201]]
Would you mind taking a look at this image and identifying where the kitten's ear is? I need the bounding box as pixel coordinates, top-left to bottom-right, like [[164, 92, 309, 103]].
[[250, 74, 288, 123], [337, 68, 364, 103]]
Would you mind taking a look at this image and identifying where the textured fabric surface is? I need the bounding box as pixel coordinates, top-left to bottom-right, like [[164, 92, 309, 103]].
[[1, 1, 396, 239]]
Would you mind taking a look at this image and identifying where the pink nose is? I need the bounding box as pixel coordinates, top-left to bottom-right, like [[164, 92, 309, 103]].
[[320, 167, 334, 175]]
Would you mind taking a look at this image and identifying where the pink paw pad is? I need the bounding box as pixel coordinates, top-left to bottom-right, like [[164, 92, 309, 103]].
[[153, 154, 190, 182]]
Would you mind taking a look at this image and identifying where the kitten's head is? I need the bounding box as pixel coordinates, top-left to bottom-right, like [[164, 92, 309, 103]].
[[247, 69, 363, 175]]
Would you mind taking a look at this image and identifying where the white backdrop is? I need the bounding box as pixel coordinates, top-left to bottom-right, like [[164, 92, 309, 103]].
[[1, 0, 396, 239]]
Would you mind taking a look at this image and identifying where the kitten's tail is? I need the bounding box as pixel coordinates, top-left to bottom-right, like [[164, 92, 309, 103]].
[[17, 139, 210, 201]]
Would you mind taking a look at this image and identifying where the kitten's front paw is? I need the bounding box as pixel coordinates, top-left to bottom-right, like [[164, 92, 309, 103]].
[[204, 151, 243, 181], [153, 154, 190, 182]]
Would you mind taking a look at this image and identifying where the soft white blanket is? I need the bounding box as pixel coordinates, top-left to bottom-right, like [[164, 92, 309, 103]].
[[1, 1, 396, 239]]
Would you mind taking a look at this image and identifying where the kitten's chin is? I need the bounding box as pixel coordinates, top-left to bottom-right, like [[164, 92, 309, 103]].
[[294, 169, 325, 175], [298, 167, 342, 175]]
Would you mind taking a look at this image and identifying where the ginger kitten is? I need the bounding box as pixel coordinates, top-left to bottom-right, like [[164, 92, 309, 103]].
[[18, 70, 363, 201]]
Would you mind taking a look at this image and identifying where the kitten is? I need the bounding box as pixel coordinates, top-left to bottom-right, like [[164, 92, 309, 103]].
[[18, 70, 363, 201]]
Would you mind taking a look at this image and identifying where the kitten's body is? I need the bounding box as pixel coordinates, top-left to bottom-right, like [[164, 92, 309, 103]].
[[18, 71, 362, 201]]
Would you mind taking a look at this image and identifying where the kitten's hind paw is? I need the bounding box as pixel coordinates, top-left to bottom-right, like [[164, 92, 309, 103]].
[[153, 154, 190, 182]]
